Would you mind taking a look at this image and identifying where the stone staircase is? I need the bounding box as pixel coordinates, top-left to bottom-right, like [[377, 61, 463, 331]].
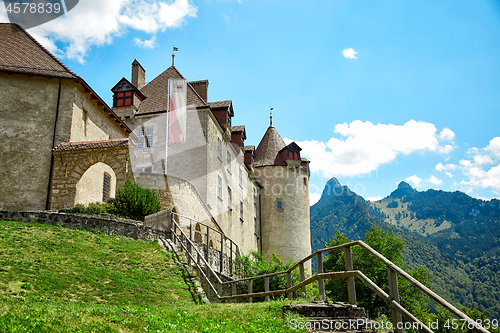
[[284, 302, 376, 333]]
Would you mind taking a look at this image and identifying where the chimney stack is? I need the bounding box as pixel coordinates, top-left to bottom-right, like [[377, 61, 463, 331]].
[[131, 59, 145, 89], [190, 80, 209, 102]]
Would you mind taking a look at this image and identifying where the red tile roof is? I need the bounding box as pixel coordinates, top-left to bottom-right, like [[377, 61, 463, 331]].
[[0, 23, 78, 79], [0, 23, 131, 134], [254, 126, 287, 167], [137, 66, 207, 114], [53, 139, 129, 152]]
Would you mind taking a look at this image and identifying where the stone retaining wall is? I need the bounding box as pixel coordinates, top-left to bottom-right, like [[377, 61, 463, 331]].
[[0, 211, 170, 241]]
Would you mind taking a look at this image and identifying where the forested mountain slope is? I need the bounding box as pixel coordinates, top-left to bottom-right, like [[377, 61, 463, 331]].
[[310, 178, 500, 318]]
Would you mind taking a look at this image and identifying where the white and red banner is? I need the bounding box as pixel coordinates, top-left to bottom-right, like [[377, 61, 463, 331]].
[[168, 78, 187, 143]]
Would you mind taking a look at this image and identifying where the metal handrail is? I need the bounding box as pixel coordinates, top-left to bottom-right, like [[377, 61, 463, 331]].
[[169, 216, 222, 298]]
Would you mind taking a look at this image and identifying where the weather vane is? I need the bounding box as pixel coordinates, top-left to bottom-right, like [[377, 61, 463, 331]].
[[172, 46, 178, 67], [270, 106, 274, 127]]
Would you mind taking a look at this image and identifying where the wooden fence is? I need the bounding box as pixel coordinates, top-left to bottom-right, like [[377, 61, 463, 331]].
[[159, 211, 490, 333]]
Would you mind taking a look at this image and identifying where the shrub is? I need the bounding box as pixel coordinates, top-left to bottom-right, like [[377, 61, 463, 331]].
[[235, 251, 301, 301], [108, 179, 161, 221]]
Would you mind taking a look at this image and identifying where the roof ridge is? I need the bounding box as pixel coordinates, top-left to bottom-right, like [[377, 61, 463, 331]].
[[8, 23, 79, 79]]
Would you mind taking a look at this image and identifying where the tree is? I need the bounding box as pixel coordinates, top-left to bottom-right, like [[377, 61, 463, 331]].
[[323, 227, 431, 318]]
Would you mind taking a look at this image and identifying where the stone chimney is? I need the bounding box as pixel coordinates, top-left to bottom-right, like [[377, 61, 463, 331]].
[[190, 80, 208, 102], [131, 59, 145, 89]]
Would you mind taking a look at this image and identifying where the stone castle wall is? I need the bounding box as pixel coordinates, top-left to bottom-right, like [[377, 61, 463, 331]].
[[0, 211, 169, 241], [256, 165, 312, 274], [50, 146, 131, 210]]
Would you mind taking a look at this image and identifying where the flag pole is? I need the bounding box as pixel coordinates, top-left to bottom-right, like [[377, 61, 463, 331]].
[[166, 79, 171, 175]]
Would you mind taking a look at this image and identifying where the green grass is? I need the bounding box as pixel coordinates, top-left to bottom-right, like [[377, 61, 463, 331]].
[[0, 220, 306, 332]]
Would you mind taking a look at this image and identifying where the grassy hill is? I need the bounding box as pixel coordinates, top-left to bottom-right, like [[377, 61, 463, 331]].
[[0, 220, 305, 332]]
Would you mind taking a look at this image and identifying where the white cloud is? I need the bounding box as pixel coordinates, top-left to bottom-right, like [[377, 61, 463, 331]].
[[0, 0, 197, 63], [406, 175, 423, 188], [457, 136, 500, 194], [309, 193, 321, 206], [435, 162, 458, 172], [445, 172, 453, 178], [342, 48, 357, 59], [366, 196, 383, 202], [427, 175, 442, 186], [438, 128, 455, 141], [134, 36, 157, 49], [293, 120, 454, 178]]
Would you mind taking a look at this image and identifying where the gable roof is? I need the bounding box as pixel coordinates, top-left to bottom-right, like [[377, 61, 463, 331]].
[[53, 138, 129, 152], [0, 23, 131, 133], [111, 77, 146, 100], [254, 126, 287, 167], [137, 66, 208, 115], [0, 23, 78, 79]]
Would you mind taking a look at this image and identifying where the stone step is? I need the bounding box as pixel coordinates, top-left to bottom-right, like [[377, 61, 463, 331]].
[[284, 302, 376, 333]]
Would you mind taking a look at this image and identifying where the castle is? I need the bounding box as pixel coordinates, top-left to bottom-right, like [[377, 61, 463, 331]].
[[0, 23, 311, 270]]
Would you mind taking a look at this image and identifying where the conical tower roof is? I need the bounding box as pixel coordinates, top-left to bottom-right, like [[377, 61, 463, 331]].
[[254, 126, 287, 167]]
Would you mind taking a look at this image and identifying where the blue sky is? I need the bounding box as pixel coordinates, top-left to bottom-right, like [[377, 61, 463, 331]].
[[2, 0, 500, 204]]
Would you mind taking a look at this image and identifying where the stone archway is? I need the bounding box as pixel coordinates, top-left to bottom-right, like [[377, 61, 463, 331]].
[[74, 162, 117, 206], [50, 139, 131, 210]]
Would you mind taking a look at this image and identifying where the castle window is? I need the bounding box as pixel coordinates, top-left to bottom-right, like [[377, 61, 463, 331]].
[[227, 151, 232, 174], [294, 152, 299, 160], [83, 108, 88, 137], [254, 216, 259, 237], [114, 90, 133, 107], [102, 173, 111, 203], [289, 151, 293, 159], [227, 187, 232, 211], [253, 187, 257, 206], [239, 168, 243, 189], [137, 128, 153, 148], [303, 177, 307, 186], [217, 137, 222, 161], [239, 201, 244, 221], [217, 175, 223, 202]]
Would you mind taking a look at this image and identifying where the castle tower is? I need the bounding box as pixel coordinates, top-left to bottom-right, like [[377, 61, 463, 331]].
[[254, 125, 312, 273]]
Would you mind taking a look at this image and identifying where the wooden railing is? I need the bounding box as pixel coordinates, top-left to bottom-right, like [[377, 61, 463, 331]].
[[161, 212, 490, 333], [217, 241, 490, 333]]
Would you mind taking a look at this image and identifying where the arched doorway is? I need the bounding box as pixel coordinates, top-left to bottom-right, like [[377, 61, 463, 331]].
[[195, 223, 202, 243], [75, 162, 116, 206]]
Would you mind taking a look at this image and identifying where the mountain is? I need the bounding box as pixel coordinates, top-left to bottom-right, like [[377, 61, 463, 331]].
[[310, 178, 500, 318]]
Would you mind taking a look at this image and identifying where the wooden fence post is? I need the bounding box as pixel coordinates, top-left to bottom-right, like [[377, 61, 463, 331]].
[[232, 281, 236, 297], [248, 279, 253, 303], [388, 267, 403, 333], [299, 263, 307, 298], [344, 246, 357, 305], [287, 271, 293, 300], [317, 253, 325, 301], [265, 276, 270, 302]]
